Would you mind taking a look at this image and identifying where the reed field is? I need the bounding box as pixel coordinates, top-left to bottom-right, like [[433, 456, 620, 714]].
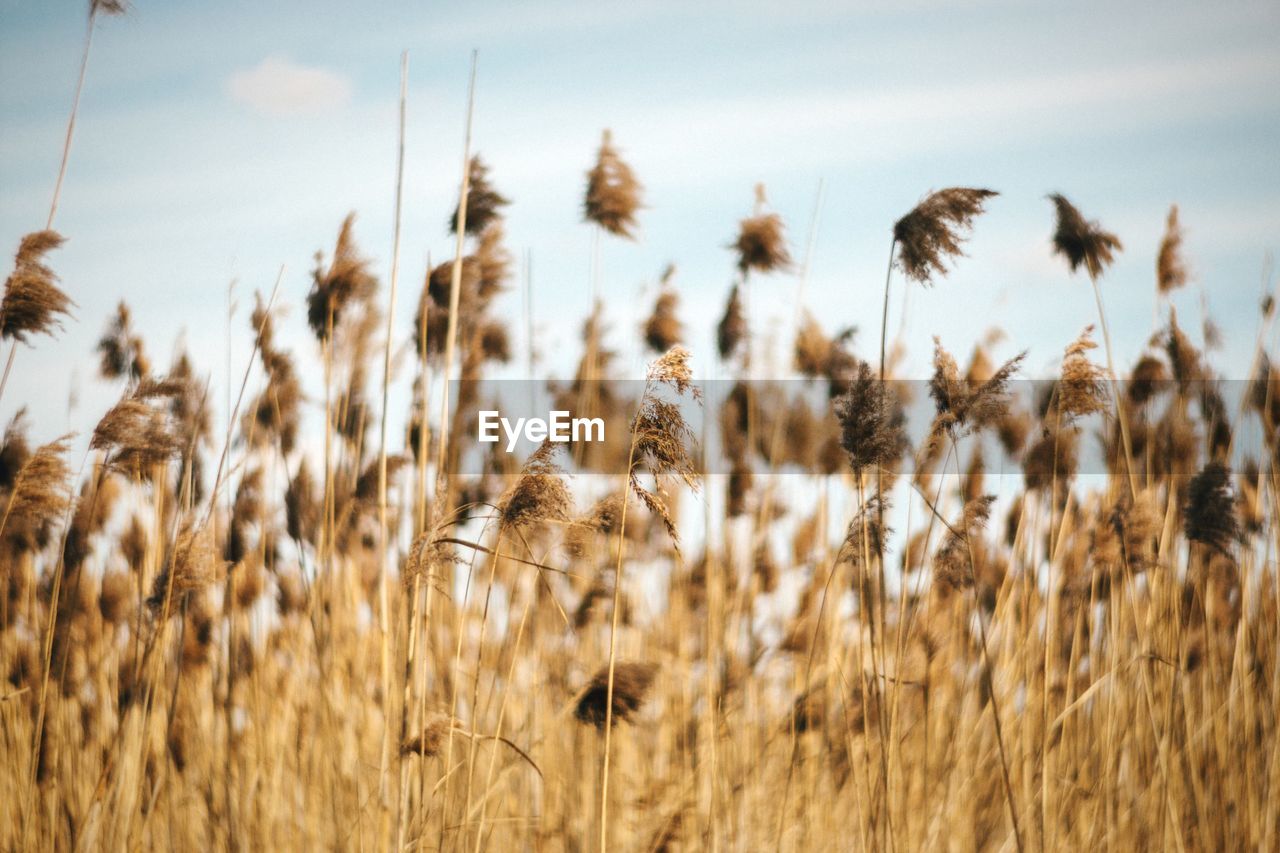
[[2, 3, 1279, 851]]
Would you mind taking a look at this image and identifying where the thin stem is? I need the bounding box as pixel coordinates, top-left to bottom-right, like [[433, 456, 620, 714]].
[[434, 51, 478, 491], [878, 237, 897, 384], [1089, 275, 1139, 498], [380, 50, 409, 847], [600, 391, 645, 852], [48, 10, 97, 230], [0, 341, 18, 410]]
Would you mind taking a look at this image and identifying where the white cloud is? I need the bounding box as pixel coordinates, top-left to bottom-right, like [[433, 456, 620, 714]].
[[226, 56, 352, 117]]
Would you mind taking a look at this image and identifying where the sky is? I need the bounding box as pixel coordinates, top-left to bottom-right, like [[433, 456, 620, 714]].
[[1, 0, 1279, 452]]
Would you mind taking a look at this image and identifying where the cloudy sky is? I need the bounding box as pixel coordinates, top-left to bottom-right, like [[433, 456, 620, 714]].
[[1, 0, 1278, 445]]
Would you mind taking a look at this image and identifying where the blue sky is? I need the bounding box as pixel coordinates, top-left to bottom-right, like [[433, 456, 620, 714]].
[[2, 0, 1278, 446]]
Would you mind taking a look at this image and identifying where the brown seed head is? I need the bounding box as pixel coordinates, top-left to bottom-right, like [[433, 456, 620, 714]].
[[575, 661, 658, 729], [893, 188, 997, 285], [1183, 461, 1239, 556], [1156, 205, 1188, 294], [1, 231, 75, 344], [1058, 326, 1109, 422], [306, 213, 378, 342], [1049, 193, 1122, 279], [834, 360, 906, 474], [452, 155, 510, 236], [716, 284, 748, 360], [731, 184, 791, 276], [498, 441, 571, 529], [583, 130, 642, 239]]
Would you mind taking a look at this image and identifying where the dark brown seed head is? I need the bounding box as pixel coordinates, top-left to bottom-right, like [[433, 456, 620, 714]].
[[452, 155, 510, 236], [306, 213, 378, 342], [731, 184, 791, 276], [643, 288, 683, 354], [96, 301, 150, 381], [574, 661, 658, 729], [1183, 461, 1239, 556], [498, 441, 571, 529], [716, 284, 748, 360], [1156, 205, 1188, 294], [1049, 193, 1122, 280], [892, 188, 997, 285], [833, 360, 906, 475], [1058, 326, 1109, 423]]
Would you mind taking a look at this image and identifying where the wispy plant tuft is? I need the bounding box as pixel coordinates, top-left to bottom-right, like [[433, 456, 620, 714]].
[[1184, 461, 1239, 556], [1156, 204, 1188, 294], [497, 441, 571, 529], [584, 130, 642, 239], [731, 184, 791, 276], [452, 155, 509, 236], [892, 187, 997, 285], [1049, 193, 1122, 280], [0, 231, 75, 345], [575, 661, 657, 728]]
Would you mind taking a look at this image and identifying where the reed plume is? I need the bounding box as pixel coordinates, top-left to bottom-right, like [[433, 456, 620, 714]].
[[1, 434, 74, 552], [584, 130, 642, 239], [1183, 461, 1239, 556], [643, 269, 682, 353], [97, 301, 149, 381], [928, 338, 1024, 436], [892, 188, 998, 285], [833, 360, 906, 474], [451, 155, 509, 236], [1156, 205, 1188, 294], [497, 441, 571, 529], [306, 213, 377, 342], [1058, 326, 1108, 423], [575, 661, 657, 728], [732, 184, 791, 276], [628, 347, 700, 545], [717, 284, 747, 360], [1, 231, 74, 345], [90, 378, 185, 477], [1049, 194, 1122, 280]]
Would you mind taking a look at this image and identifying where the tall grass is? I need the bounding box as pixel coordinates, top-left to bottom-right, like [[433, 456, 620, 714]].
[[2, 13, 1279, 853]]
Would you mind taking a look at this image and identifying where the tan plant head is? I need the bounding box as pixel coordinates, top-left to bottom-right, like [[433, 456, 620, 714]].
[[498, 441, 571, 529], [1157, 205, 1188, 294], [731, 184, 791, 276], [584, 129, 642, 239], [0, 231, 74, 345], [929, 338, 1025, 437], [1058, 325, 1109, 423]]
